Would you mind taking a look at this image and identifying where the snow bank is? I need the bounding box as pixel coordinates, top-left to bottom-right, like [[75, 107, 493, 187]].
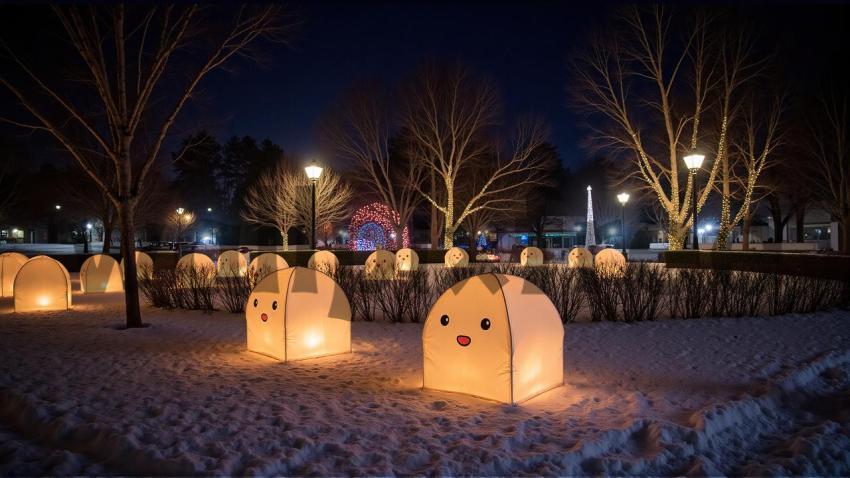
[[1, 286, 849, 475]]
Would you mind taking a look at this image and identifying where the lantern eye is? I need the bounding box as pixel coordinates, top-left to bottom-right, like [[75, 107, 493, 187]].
[[272, 301, 278, 310], [480, 318, 491, 330], [253, 298, 258, 308], [440, 314, 449, 326]]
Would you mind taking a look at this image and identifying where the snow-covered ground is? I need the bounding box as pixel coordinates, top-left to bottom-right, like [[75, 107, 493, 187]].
[[1, 277, 849, 476]]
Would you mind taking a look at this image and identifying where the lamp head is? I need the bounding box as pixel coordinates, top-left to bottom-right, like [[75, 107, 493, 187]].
[[86, 223, 92, 230], [684, 153, 705, 170], [176, 207, 185, 215], [617, 192, 630, 205], [305, 163, 323, 181]]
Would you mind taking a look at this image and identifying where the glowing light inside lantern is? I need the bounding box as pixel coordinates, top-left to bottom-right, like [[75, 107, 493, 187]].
[[37, 296, 51, 307], [304, 332, 323, 349]]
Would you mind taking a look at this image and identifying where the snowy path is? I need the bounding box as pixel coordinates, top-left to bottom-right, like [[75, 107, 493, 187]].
[[1, 289, 849, 475]]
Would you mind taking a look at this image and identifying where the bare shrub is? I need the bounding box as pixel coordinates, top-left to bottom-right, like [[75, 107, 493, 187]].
[[667, 268, 713, 319], [618, 262, 666, 322], [579, 269, 620, 322], [217, 268, 263, 314], [139, 270, 179, 309], [174, 265, 216, 312]]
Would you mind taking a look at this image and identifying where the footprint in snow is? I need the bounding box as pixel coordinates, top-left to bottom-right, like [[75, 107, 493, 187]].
[[430, 400, 448, 411]]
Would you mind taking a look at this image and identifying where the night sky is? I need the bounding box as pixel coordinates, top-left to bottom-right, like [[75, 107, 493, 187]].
[[2, 2, 849, 171]]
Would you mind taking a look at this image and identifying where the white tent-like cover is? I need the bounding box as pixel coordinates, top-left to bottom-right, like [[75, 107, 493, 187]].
[[395, 248, 419, 272], [595, 248, 626, 277], [121, 251, 154, 279], [246, 267, 351, 362], [80, 254, 124, 293], [0, 252, 28, 297], [444, 247, 469, 268], [520, 247, 544, 266], [14, 256, 72, 312], [217, 250, 248, 277], [249, 253, 289, 278], [308, 250, 339, 274], [423, 273, 564, 404], [567, 247, 594, 269], [365, 250, 395, 280]]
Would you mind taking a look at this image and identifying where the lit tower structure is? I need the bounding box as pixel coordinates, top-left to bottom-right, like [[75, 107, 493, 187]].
[[585, 185, 596, 246]]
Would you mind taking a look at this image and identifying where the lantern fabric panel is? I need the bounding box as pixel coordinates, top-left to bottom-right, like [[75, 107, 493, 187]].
[[14, 256, 72, 312], [121, 251, 154, 279], [80, 254, 124, 293], [246, 267, 351, 362], [0, 252, 28, 297], [177, 253, 215, 273], [567, 247, 594, 269], [365, 250, 395, 280], [308, 250, 339, 275], [423, 274, 512, 403], [495, 274, 564, 403], [595, 248, 626, 277], [217, 250, 248, 277], [423, 273, 564, 404], [249, 253, 289, 278], [520, 247, 544, 266], [444, 247, 469, 268], [395, 248, 419, 272]]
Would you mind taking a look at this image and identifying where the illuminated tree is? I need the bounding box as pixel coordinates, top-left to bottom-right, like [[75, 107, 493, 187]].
[[403, 63, 552, 248], [348, 202, 411, 251], [168, 208, 196, 242], [1, 5, 289, 328], [572, 6, 764, 250]]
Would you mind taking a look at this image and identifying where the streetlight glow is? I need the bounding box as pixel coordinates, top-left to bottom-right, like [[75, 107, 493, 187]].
[[55, 204, 62, 210], [176, 207, 185, 215], [683, 153, 705, 170], [207, 207, 212, 212], [305, 163, 323, 181], [617, 192, 630, 205], [86, 223, 92, 230]]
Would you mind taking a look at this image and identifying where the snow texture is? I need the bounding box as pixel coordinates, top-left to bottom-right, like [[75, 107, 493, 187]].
[[1, 276, 849, 475]]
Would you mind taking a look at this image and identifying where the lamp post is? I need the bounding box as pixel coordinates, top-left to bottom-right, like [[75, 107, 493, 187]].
[[304, 163, 323, 250], [617, 192, 630, 256], [683, 152, 705, 250]]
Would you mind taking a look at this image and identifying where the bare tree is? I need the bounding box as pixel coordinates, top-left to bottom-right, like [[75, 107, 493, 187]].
[[168, 208, 196, 242], [321, 84, 424, 248], [294, 168, 353, 247], [0, 156, 20, 223], [241, 162, 300, 250], [403, 63, 552, 248], [714, 96, 784, 249], [242, 163, 353, 249], [806, 90, 850, 254], [1, 5, 288, 327], [572, 6, 763, 249]]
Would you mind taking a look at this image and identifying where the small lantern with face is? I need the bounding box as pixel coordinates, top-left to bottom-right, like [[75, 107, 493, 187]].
[[520, 246, 544, 267], [444, 247, 469, 268], [365, 250, 395, 280], [395, 248, 419, 272], [594, 248, 627, 278], [246, 267, 351, 361], [422, 273, 564, 404], [217, 250, 248, 277], [308, 250, 339, 275], [567, 247, 594, 269]]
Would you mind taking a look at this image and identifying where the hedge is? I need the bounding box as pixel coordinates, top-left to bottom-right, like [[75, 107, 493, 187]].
[[661, 250, 850, 282], [249, 249, 455, 267]]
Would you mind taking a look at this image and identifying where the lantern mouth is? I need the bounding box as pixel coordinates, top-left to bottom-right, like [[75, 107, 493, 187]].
[[261, 313, 268, 322], [456, 335, 471, 347]]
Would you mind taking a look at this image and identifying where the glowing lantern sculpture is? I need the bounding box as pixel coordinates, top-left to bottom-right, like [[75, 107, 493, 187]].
[[14, 256, 72, 312], [80, 254, 124, 293], [249, 253, 289, 279], [246, 267, 351, 361], [423, 273, 564, 404], [0, 252, 28, 297], [176, 253, 216, 286], [217, 250, 248, 277], [567, 247, 594, 269], [520, 246, 544, 266], [444, 247, 469, 268], [594, 248, 627, 278], [365, 250, 395, 280], [308, 250, 339, 275], [348, 202, 410, 251], [121, 251, 154, 279], [395, 248, 419, 272]]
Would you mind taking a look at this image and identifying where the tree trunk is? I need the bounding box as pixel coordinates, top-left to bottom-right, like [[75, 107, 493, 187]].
[[842, 215, 850, 254], [668, 218, 686, 250], [102, 221, 113, 254], [795, 207, 806, 242], [429, 171, 440, 249], [119, 200, 143, 328], [742, 215, 752, 251], [443, 185, 454, 249], [281, 231, 289, 251], [768, 196, 784, 243]]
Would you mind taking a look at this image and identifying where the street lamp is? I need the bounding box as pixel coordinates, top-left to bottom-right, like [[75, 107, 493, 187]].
[[84, 222, 93, 254], [304, 163, 323, 250], [617, 192, 630, 256], [683, 152, 705, 250], [55, 204, 61, 210]]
